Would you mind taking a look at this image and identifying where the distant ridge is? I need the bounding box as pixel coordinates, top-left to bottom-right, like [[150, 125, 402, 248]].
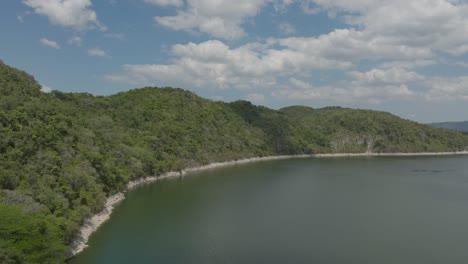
[[429, 121, 468, 132]]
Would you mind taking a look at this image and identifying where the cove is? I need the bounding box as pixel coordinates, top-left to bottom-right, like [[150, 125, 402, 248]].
[[69, 156, 468, 264]]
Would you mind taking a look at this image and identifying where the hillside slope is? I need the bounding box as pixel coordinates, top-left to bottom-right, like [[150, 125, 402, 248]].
[[280, 106, 468, 153], [1, 61, 468, 262], [0, 63, 269, 263]]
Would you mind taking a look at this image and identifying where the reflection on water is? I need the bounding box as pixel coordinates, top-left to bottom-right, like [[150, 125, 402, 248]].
[[70, 156, 468, 264]]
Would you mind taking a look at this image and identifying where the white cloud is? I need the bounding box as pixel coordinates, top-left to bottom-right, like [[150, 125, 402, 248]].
[[344, 67, 468, 103], [40, 85, 53, 93], [17, 11, 31, 23], [87, 48, 107, 57], [425, 76, 468, 101], [299, 0, 378, 14], [348, 67, 424, 85], [272, 66, 468, 104], [379, 60, 436, 70], [273, 77, 415, 104], [302, 0, 468, 56], [300, 1, 322, 14], [154, 0, 266, 39], [23, 0, 105, 30], [144, 0, 184, 7], [40, 38, 60, 49], [105, 39, 352, 89], [273, 0, 296, 12], [274, 78, 348, 101], [275, 29, 433, 64], [211, 95, 225, 101], [68, 36, 82, 46], [246, 93, 266, 104], [105, 40, 468, 106], [262, 0, 468, 75], [107, 32, 432, 92], [105, 0, 468, 108], [104, 33, 125, 40], [152, 0, 468, 54], [453, 61, 468, 67], [278, 22, 296, 34]]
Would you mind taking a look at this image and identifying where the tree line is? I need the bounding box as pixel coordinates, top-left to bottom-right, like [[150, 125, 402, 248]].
[[1, 61, 467, 263]]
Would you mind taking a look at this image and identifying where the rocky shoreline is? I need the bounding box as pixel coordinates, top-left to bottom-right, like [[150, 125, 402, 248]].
[[68, 151, 468, 257]]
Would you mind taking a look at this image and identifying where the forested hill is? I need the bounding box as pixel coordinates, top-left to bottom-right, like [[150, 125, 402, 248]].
[[1, 61, 468, 263], [278, 106, 468, 152]]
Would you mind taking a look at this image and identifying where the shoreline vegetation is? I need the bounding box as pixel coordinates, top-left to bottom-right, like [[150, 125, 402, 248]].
[[69, 150, 468, 257], [3, 60, 468, 263]]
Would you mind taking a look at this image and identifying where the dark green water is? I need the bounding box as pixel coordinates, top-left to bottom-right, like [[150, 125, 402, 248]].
[[70, 156, 468, 264]]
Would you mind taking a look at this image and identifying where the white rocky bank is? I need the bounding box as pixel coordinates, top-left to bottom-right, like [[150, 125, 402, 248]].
[[68, 151, 468, 257]]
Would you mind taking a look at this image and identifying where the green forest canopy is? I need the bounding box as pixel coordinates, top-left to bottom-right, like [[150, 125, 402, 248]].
[[1, 61, 468, 263]]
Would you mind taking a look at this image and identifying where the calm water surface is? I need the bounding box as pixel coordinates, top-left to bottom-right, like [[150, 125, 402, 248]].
[[70, 156, 468, 264]]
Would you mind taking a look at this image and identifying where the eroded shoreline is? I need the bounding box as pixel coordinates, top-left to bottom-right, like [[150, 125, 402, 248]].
[[68, 151, 468, 257]]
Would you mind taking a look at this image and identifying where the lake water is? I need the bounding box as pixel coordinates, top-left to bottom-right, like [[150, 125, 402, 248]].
[[70, 156, 468, 264]]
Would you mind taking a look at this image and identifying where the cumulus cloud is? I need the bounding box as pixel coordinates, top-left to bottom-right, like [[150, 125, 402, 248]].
[[150, 0, 468, 53], [453, 61, 468, 68], [299, 0, 378, 14], [40, 38, 60, 49], [278, 22, 296, 34], [275, 29, 432, 64], [246, 93, 266, 104], [154, 0, 266, 39], [273, 78, 348, 101], [106, 0, 468, 106], [144, 0, 184, 7], [301, 0, 468, 56], [87, 48, 107, 57], [273, 0, 296, 12], [379, 60, 436, 70], [23, 0, 105, 30], [104, 33, 125, 40], [105, 39, 352, 90], [68, 36, 82, 46], [425, 76, 468, 101], [273, 77, 415, 104], [105, 35, 468, 104], [40, 85, 53, 93], [103, 38, 426, 102], [348, 67, 424, 85]]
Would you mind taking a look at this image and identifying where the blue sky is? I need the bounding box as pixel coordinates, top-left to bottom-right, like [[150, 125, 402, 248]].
[[2, 0, 468, 122]]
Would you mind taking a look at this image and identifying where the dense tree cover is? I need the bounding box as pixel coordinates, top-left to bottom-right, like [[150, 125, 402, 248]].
[[229, 101, 304, 154], [279, 106, 468, 153], [0, 62, 267, 263], [1, 61, 468, 263]]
